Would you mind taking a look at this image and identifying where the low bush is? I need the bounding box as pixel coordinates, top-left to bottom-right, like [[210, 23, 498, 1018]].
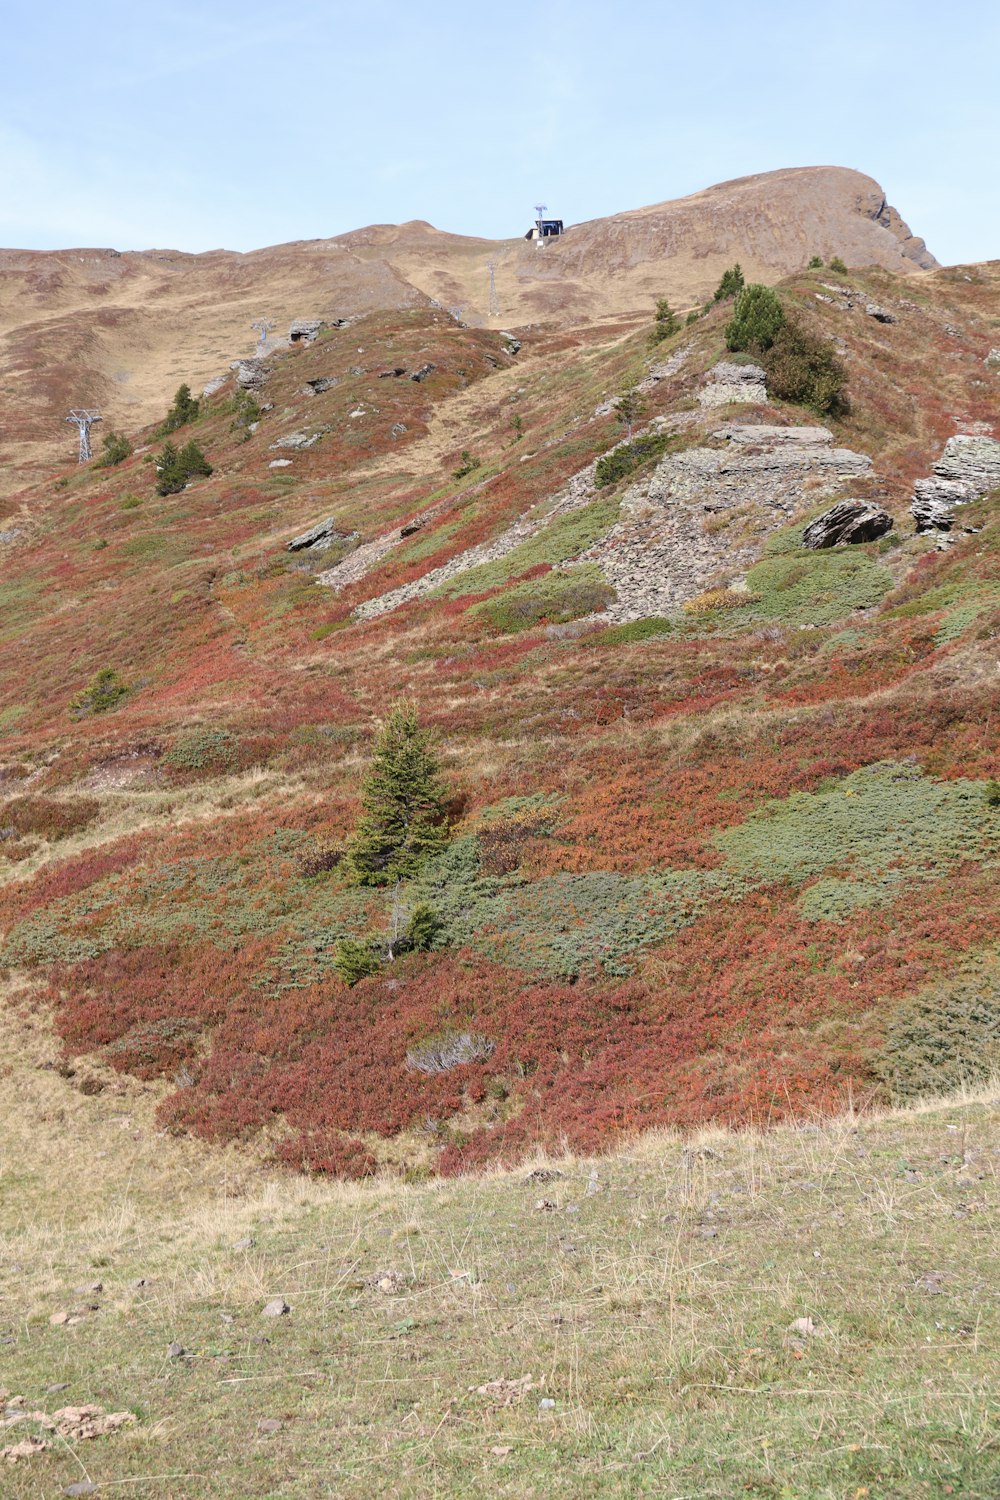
[[594, 432, 675, 489], [829, 256, 848, 275], [70, 667, 130, 717], [164, 728, 238, 774], [585, 616, 675, 647], [762, 317, 849, 416], [874, 962, 1000, 1101], [97, 430, 133, 467], [333, 937, 381, 987], [155, 440, 212, 497]]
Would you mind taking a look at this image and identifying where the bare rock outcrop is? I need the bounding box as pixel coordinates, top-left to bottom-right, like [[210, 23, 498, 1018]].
[[578, 425, 873, 621], [911, 435, 1000, 531], [698, 362, 767, 408], [802, 500, 893, 548]]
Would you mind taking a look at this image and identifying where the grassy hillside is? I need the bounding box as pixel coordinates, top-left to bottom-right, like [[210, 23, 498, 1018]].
[[0, 261, 999, 1186], [0, 1000, 996, 1496]]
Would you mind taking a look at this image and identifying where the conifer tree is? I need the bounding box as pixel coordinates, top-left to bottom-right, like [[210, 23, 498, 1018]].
[[345, 704, 448, 886], [713, 263, 745, 302]]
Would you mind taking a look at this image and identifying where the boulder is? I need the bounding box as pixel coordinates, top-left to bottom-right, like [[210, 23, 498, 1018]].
[[231, 357, 270, 390], [303, 377, 337, 395], [286, 519, 356, 553], [802, 500, 894, 548], [699, 362, 767, 408], [410, 362, 436, 382]]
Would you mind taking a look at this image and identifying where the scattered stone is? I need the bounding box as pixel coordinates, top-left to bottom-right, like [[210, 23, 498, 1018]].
[[64, 1484, 99, 1496], [378, 367, 406, 378], [270, 430, 325, 451], [370, 1271, 406, 1296], [410, 362, 436, 382], [985, 349, 1000, 370], [916, 1271, 947, 1295], [500, 333, 521, 355], [261, 1298, 290, 1318], [2, 1436, 48, 1462], [864, 303, 896, 323], [231, 1236, 256, 1251], [911, 434, 1000, 530], [286, 519, 355, 554], [167, 1342, 186, 1360], [74, 1282, 103, 1296], [0, 529, 21, 544], [390, 422, 407, 438], [129, 1278, 150, 1291], [46, 1384, 71, 1395], [474, 1374, 537, 1405], [201, 375, 227, 397], [303, 376, 337, 395], [256, 1417, 283, 1435], [399, 518, 424, 538], [48, 1312, 70, 1327], [268, 459, 293, 469], [801, 500, 894, 548], [787, 1316, 817, 1337], [524, 1168, 563, 1185], [716, 423, 833, 447], [52, 1406, 135, 1440], [533, 1199, 558, 1213], [538, 1397, 556, 1411]]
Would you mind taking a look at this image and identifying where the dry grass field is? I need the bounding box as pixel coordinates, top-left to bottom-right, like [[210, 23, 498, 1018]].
[[1, 986, 997, 1498]]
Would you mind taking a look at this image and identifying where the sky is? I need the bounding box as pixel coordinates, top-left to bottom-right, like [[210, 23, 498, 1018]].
[[2, 0, 997, 265]]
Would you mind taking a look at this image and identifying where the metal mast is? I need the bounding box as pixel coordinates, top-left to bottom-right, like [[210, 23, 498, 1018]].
[[65, 409, 103, 463], [487, 258, 500, 318]]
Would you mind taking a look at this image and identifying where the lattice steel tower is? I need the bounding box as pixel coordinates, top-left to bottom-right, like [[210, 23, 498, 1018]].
[[66, 409, 103, 463], [251, 318, 275, 353]]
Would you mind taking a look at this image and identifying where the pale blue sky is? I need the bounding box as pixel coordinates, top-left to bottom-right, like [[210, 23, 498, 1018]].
[[3, 0, 997, 264]]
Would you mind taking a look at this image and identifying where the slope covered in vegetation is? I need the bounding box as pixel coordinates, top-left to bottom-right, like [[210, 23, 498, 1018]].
[[1, 258, 999, 1180]]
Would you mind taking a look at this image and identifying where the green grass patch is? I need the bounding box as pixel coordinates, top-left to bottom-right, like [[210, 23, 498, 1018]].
[[472, 565, 614, 633], [585, 616, 676, 647], [432, 497, 620, 599]]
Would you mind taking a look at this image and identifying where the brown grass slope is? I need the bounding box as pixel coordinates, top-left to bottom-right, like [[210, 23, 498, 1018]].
[[0, 166, 934, 496]]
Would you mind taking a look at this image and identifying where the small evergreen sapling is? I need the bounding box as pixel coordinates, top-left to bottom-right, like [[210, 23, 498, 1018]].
[[159, 383, 200, 435], [649, 297, 680, 345], [713, 263, 745, 302], [345, 704, 449, 886]]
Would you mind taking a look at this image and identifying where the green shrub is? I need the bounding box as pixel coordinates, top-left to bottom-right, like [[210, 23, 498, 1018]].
[[829, 256, 848, 275], [474, 565, 614, 633], [713, 263, 745, 302], [158, 383, 200, 435], [164, 728, 238, 773], [406, 901, 443, 951], [649, 297, 680, 345], [70, 667, 130, 718], [762, 317, 849, 416], [453, 450, 482, 479], [808, 255, 824, 270], [725, 284, 786, 353], [986, 779, 1000, 808], [120, 494, 143, 510], [586, 616, 675, 647], [333, 938, 381, 987], [685, 309, 701, 325], [97, 430, 133, 467], [874, 962, 1000, 1101], [594, 431, 675, 489]]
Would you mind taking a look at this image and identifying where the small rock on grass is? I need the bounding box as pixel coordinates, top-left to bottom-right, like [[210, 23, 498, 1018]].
[[167, 1342, 186, 1360], [256, 1417, 283, 1435], [261, 1298, 290, 1318]]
